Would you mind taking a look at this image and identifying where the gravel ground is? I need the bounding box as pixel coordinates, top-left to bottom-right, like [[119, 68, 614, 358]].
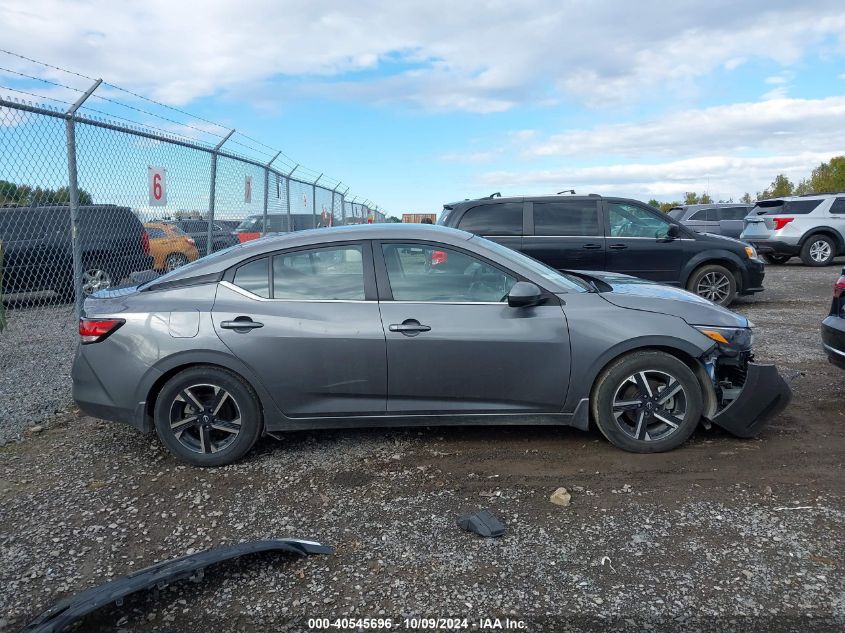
[[1, 262, 844, 632]]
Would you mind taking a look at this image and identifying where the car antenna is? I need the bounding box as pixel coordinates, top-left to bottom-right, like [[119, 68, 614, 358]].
[[487, 192, 501, 198], [558, 189, 576, 195]]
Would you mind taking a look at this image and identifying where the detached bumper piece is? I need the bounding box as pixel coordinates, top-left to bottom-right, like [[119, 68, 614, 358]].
[[25, 539, 332, 633], [710, 363, 791, 438]]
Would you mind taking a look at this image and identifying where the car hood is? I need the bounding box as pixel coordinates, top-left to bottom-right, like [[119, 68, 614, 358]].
[[568, 270, 749, 328]]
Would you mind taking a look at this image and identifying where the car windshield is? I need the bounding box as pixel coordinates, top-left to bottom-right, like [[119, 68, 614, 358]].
[[751, 199, 821, 215], [236, 217, 261, 231], [470, 236, 590, 293], [667, 208, 685, 220]]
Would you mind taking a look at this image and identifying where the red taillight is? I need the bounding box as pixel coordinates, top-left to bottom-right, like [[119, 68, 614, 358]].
[[186, 237, 196, 246], [773, 217, 794, 231], [141, 230, 150, 254], [834, 275, 845, 299], [79, 318, 125, 344], [430, 250, 448, 266]]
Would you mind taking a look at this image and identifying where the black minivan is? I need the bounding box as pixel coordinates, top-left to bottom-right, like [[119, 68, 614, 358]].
[[438, 194, 765, 305]]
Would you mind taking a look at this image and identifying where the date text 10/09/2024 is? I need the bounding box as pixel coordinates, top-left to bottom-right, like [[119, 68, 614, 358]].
[[307, 617, 528, 630]]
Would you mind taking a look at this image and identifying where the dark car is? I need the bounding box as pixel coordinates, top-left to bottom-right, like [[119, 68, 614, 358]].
[[667, 203, 753, 238], [1, 204, 153, 299], [72, 224, 790, 467], [172, 220, 239, 258], [438, 194, 765, 306], [821, 266, 845, 368]]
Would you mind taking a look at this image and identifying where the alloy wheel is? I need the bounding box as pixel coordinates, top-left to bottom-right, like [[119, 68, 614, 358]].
[[168, 384, 242, 454], [809, 240, 832, 263], [611, 370, 688, 442], [81, 268, 112, 295], [696, 271, 731, 303]]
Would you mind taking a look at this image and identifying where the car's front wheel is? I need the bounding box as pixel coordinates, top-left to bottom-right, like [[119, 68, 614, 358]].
[[687, 264, 737, 306], [154, 366, 263, 466], [591, 351, 703, 453], [761, 253, 791, 265]]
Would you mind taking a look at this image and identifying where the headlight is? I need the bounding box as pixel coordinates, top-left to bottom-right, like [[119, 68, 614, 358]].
[[744, 245, 757, 259], [694, 325, 753, 350]]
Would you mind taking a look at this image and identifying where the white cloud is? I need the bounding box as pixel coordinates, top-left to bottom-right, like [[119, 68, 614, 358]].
[[0, 0, 843, 111]]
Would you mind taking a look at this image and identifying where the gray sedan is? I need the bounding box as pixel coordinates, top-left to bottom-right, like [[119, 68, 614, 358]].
[[72, 224, 790, 466]]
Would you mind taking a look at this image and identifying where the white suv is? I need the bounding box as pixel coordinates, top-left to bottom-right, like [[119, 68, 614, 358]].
[[741, 194, 845, 266]]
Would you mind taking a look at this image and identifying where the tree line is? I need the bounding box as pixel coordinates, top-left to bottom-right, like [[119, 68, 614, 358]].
[[0, 180, 93, 206], [648, 155, 845, 213]]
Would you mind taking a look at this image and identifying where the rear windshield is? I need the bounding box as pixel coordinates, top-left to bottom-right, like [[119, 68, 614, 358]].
[[751, 199, 821, 215], [667, 208, 684, 220], [236, 217, 262, 231]]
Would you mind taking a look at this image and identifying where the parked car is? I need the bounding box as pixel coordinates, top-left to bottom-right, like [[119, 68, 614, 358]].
[[143, 222, 200, 272], [667, 204, 753, 238], [171, 220, 239, 258], [0, 204, 153, 299], [740, 194, 845, 266], [821, 266, 845, 369], [72, 224, 790, 467], [438, 194, 765, 306], [235, 214, 318, 242]]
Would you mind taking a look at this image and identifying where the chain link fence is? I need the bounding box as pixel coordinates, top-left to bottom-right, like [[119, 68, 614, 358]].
[[0, 92, 385, 436]]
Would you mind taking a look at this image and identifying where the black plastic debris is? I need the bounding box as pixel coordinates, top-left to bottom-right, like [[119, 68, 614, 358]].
[[457, 508, 506, 538]]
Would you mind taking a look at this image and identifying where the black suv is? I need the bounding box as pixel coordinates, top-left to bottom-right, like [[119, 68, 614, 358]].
[[1, 204, 154, 300], [172, 219, 239, 257], [438, 194, 765, 305]]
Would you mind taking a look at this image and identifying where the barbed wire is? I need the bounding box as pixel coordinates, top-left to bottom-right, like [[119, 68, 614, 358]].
[[0, 84, 74, 107]]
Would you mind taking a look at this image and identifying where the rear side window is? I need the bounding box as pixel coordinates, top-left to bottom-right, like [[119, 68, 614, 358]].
[[273, 246, 364, 300], [457, 202, 522, 236], [533, 201, 600, 236], [233, 257, 270, 298], [830, 198, 845, 214], [753, 200, 821, 215], [146, 227, 166, 238], [688, 209, 714, 221], [719, 207, 749, 220]]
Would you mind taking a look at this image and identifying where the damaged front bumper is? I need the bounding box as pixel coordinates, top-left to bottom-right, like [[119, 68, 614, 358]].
[[25, 539, 332, 633], [708, 362, 792, 438]]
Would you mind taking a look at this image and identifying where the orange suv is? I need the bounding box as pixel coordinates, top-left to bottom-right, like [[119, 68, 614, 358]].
[[143, 222, 200, 272]]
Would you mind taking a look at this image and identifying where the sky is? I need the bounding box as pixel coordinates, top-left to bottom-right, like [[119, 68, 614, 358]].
[[1, 0, 845, 216]]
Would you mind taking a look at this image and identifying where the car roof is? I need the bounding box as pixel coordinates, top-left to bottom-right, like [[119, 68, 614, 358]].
[[444, 194, 608, 209], [675, 203, 752, 210], [144, 224, 475, 287], [754, 193, 841, 203]]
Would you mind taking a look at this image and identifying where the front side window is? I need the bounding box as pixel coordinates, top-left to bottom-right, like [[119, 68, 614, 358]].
[[382, 243, 516, 302], [688, 209, 713, 222], [533, 201, 600, 236], [457, 202, 523, 236], [233, 257, 270, 298], [607, 202, 671, 239], [273, 245, 364, 300]]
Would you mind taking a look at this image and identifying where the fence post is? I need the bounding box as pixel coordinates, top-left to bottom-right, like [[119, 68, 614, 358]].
[[286, 164, 298, 232], [207, 129, 235, 256], [263, 151, 281, 237], [65, 78, 102, 319], [312, 173, 322, 228], [331, 183, 341, 227], [342, 186, 350, 225]]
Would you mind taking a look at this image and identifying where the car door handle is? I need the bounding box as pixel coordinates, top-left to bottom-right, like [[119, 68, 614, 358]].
[[608, 243, 628, 250], [582, 243, 602, 250], [388, 319, 431, 336], [220, 317, 264, 331]]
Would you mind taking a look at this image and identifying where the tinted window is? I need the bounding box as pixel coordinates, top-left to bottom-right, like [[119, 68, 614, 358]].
[[146, 227, 166, 238], [830, 198, 845, 214], [533, 201, 600, 236], [607, 202, 671, 239], [688, 209, 714, 221], [457, 202, 522, 236], [273, 246, 364, 300], [753, 200, 821, 215], [236, 217, 262, 231], [233, 257, 270, 298], [667, 208, 685, 220], [718, 207, 749, 221], [181, 221, 206, 232], [382, 243, 516, 302]]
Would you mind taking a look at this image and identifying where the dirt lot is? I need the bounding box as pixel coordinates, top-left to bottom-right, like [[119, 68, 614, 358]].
[[1, 263, 844, 632]]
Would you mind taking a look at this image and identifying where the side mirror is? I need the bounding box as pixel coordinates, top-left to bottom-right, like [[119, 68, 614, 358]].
[[659, 224, 680, 241], [507, 281, 544, 308]]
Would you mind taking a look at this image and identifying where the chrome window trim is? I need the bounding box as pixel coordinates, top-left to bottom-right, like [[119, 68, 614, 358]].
[[220, 280, 371, 303]]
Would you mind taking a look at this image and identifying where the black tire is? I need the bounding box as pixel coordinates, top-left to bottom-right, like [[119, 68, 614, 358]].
[[154, 366, 263, 467], [591, 350, 703, 453], [164, 252, 189, 272], [800, 234, 836, 267], [761, 253, 790, 265], [73, 260, 115, 298], [686, 264, 737, 306]]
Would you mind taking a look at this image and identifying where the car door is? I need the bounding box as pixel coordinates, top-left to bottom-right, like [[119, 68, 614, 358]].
[[454, 201, 524, 254], [827, 197, 845, 243], [375, 241, 571, 413], [212, 241, 387, 416], [717, 206, 747, 238], [683, 208, 714, 234], [604, 200, 684, 283], [522, 199, 605, 271]]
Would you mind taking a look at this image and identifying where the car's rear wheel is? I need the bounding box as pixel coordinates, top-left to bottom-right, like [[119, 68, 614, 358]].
[[761, 253, 791, 265], [80, 261, 114, 296], [686, 264, 736, 306], [154, 366, 262, 467], [591, 351, 703, 453], [164, 253, 189, 272], [800, 234, 836, 266]]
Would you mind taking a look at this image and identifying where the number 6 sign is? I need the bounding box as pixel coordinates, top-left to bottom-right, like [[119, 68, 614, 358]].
[[148, 167, 167, 206]]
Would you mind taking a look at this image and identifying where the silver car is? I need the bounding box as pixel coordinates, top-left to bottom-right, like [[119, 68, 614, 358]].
[[740, 194, 845, 265], [667, 204, 753, 238], [72, 224, 790, 466]]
